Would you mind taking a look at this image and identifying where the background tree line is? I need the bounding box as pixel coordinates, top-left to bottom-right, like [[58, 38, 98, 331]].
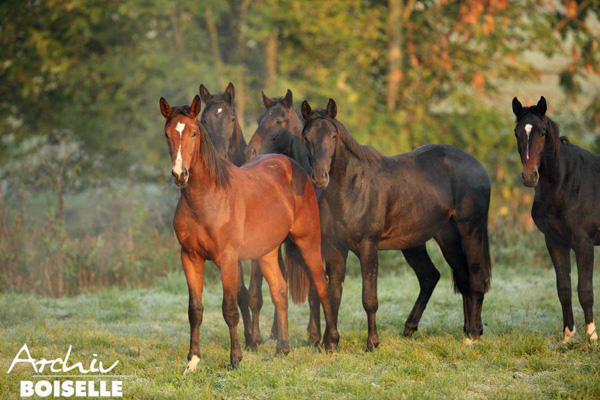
[[0, 0, 599, 295]]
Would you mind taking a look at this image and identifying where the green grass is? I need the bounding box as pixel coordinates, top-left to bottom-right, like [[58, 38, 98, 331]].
[[1, 259, 599, 399]]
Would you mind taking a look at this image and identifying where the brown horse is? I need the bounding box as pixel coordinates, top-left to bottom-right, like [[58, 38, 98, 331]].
[[159, 95, 339, 370]]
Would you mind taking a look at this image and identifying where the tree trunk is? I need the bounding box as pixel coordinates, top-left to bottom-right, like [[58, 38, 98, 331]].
[[57, 185, 64, 223], [235, 0, 250, 128], [265, 32, 278, 89], [386, 0, 403, 111], [205, 4, 224, 86]]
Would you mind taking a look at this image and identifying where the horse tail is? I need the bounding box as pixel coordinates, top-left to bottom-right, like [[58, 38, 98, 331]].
[[285, 239, 310, 304], [482, 224, 492, 293]]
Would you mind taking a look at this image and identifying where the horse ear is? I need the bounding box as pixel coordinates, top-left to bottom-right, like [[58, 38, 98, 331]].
[[225, 82, 235, 105], [301, 100, 312, 122], [537, 96, 547, 116], [199, 84, 211, 104], [512, 97, 522, 118], [159, 97, 172, 119], [326, 98, 337, 120], [262, 91, 274, 108], [190, 95, 201, 118], [283, 89, 293, 108]]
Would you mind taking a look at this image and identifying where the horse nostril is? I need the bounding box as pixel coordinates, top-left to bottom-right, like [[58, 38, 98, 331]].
[[172, 169, 178, 179], [531, 170, 538, 182]]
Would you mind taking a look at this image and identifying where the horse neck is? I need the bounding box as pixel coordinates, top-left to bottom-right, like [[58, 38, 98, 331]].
[[286, 133, 312, 174], [329, 136, 355, 184], [180, 150, 221, 206], [537, 119, 563, 189]]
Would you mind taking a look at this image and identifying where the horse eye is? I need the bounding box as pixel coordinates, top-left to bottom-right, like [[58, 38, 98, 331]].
[[165, 133, 169, 139], [276, 119, 282, 125], [192, 131, 197, 138]]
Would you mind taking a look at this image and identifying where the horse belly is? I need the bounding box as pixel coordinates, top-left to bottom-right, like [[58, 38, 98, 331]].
[[379, 207, 450, 250], [238, 203, 293, 260]]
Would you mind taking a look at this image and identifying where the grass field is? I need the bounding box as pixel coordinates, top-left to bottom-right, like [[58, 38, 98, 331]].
[[1, 250, 600, 399]]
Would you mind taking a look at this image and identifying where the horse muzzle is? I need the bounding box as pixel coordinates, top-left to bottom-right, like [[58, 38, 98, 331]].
[[172, 167, 189, 188], [311, 169, 330, 189], [521, 169, 539, 187]]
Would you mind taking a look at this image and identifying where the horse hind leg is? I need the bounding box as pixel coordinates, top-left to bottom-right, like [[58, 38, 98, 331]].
[[454, 218, 491, 342], [288, 231, 340, 350], [402, 245, 441, 338], [258, 247, 290, 355], [436, 220, 472, 339]]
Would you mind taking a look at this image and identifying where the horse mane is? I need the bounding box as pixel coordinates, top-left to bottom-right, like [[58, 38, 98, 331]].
[[199, 126, 231, 188], [231, 118, 245, 150], [168, 106, 231, 189], [310, 110, 382, 163]]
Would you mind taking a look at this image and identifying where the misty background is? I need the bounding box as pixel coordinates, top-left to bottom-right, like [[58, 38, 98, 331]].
[[0, 0, 599, 295]]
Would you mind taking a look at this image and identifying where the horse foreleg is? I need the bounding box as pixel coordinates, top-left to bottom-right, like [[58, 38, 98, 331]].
[[574, 237, 597, 342], [357, 240, 379, 351], [220, 256, 243, 368], [314, 244, 348, 347], [545, 236, 575, 343], [181, 250, 205, 375], [259, 248, 290, 355]]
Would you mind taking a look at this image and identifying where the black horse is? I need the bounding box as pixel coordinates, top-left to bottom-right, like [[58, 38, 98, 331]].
[[512, 96, 599, 343], [249, 94, 492, 346]]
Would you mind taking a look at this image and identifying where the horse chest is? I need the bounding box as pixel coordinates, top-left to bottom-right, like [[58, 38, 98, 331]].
[[531, 198, 572, 242]]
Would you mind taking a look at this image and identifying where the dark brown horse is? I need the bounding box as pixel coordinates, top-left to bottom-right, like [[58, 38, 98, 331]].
[[298, 99, 491, 348], [159, 95, 339, 370], [512, 96, 598, 343]]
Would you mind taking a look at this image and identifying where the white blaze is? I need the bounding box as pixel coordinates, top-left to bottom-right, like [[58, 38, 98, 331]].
[[524, 124, 532, 160], [217, 108, 222, 114], [173, 122, 185, 175]]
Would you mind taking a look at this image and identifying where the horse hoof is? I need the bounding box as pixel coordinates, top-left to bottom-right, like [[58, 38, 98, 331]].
[[403, 326, 417, 338], [183, 355, 200, 376], [308, 334, 322, 347], [562, 326, 576, 344], [464, 335, 480, 345], [276, 343, 290, 355], [366, 335, 379, 352], [245, 341, 258, 351], [586, 322, 597, 342]]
